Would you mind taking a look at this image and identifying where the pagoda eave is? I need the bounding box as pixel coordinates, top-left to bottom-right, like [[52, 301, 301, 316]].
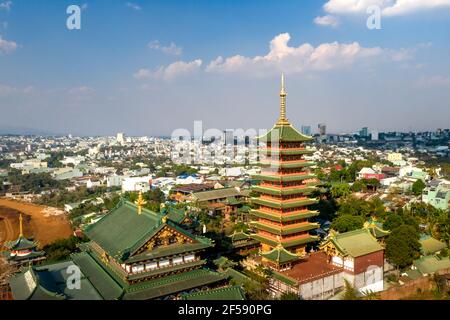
[[249, 209, 320, 222], [251, 197, 319, 209], [251, 234, 319, 248]]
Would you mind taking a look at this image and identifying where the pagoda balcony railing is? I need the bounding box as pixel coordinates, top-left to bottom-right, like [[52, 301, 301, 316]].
[[252, 197, 318, 209], [250, 221, 319, 235], [253, 173, 316, 182], [250, 209, 320, 222], [254, 185, 316, 196], [251, 233, 319, 248]]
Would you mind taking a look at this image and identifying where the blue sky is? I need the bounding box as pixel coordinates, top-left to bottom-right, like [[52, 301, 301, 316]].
[[0, 0, 450, 136]]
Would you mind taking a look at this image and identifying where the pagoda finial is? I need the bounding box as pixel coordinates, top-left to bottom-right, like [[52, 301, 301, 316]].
[[135, 191, 147, 215], [277, 73, 289, 125], [19, 213, 24, 237]]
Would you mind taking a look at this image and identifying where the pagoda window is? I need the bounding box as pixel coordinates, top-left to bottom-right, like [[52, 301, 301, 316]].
[[125, 265, 131, 273], [132, 264, 144, 273], [184, 254, 195, 262], [172, 256, 183, 265], [145, 262, 158, 270], [159, 259, 170, 268]]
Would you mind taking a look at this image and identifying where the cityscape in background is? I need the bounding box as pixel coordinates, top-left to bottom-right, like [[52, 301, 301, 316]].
[[0, 0, 449, 305]]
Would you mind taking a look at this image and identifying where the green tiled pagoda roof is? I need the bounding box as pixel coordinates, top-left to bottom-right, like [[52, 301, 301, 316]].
[[83, 201, 210, 262], [419, 236, 447, 255], [326, 229, 383, 258], [250, 221, 319, 236], [414, 255, 450, 275], [71, 252, 124, 300], [259, 161, 315, 169], [213, 256, 238, 269], [260, 245, 299, 264], [251, 197, 318, 209], [229, 231, 251, 242], [251, 234, 318, 248], [83, 201, 163, 260], [125, 242, 212, 264], [252, 185, 316, 196], [250, 209, 319, 222], [258, 124, 312, 143], [165, 207, 187, 224], [4, 236, 38, 251], [253, 173, 316, 182], [222, 268, 253, 285], [9, 261, 104, 300], [181, 285, 245, 300], [123, 269, 226, 300], [259, 148, 315, 156]]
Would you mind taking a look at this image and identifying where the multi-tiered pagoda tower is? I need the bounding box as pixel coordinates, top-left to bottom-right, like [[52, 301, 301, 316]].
[[250, 75, 320, 271]]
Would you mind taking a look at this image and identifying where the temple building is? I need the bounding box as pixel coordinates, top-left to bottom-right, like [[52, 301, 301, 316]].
[[250, 74, 320, 269], [8, 195, 234, 300], [2, 214, 45, 266]]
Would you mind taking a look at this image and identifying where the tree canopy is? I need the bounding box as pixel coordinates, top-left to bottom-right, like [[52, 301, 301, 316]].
[[385, 225, 421, 268]]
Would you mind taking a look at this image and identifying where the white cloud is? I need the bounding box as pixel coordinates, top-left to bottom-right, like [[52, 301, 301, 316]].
[[0, 84, 34, 96], [0, 1, 12, 11], [68, 86, 94, 95], [416, 75, 450, 88], [126, 2, 142, 11], [0, 35, 17, 53], [148, 40, 183, 56], [314, 15, 340, 27], [206, 33, 383, 76], [323, 0, 450, 16], [134, 59, 202, 81]]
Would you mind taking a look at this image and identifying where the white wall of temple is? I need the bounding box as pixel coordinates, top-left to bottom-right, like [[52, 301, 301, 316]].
[[124, 253, 199, 274], [299, 272, 344, 300], [343, 265, 384, 294], [331, 255, 354, 272]]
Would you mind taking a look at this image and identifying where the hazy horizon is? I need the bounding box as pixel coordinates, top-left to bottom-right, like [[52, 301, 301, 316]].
[[1, 1, 450, 136]]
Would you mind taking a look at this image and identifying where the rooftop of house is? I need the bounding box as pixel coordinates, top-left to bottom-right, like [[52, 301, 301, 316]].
[[419, 235, 447, 255], [328, 229, 384, 258], [191, 187, 242, 202], [278, 252, 343, 285]]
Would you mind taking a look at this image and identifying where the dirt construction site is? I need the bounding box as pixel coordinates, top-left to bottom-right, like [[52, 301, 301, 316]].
[[0, 198, 73, 249]]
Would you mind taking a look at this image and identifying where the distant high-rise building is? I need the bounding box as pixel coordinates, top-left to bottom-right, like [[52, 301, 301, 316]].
[[117, 132, 125, 145], [360, 127, 369, 137], [301, 125, 312, 136], [371, 130, 379, 141], [223, 130, 234, 146], [318, 123, 326, 136]]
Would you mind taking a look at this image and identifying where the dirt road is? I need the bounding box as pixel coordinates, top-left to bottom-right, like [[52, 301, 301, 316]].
[[0, 199, 73, 248]]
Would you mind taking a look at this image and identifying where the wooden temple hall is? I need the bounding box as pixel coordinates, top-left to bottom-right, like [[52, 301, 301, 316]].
[[7, 194, 243, 300], [250, 74, 320, 271]]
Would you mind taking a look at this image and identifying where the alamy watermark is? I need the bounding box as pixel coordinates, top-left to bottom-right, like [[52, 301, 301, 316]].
[[66, 5, 81, 30], [367, 5, 382, 30]]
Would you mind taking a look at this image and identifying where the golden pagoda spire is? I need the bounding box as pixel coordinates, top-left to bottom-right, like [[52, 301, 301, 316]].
[[19, 213, 24, 237], [135, 191, 147, 215], [277, 73, 289, 125]]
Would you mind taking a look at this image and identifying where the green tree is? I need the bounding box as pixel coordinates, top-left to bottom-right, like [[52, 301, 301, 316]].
[[412, 179, 426, 196], [331, 183, 351, 198], [331, 214, 364, 233], [383, 214, 404, 231], [279, 292, 300, 300], [385, 225, 421, 269], [342, 279, 360, 300]]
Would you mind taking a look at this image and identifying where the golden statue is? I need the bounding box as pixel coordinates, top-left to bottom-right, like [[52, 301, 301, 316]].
[[135, 191, 147, 215]]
